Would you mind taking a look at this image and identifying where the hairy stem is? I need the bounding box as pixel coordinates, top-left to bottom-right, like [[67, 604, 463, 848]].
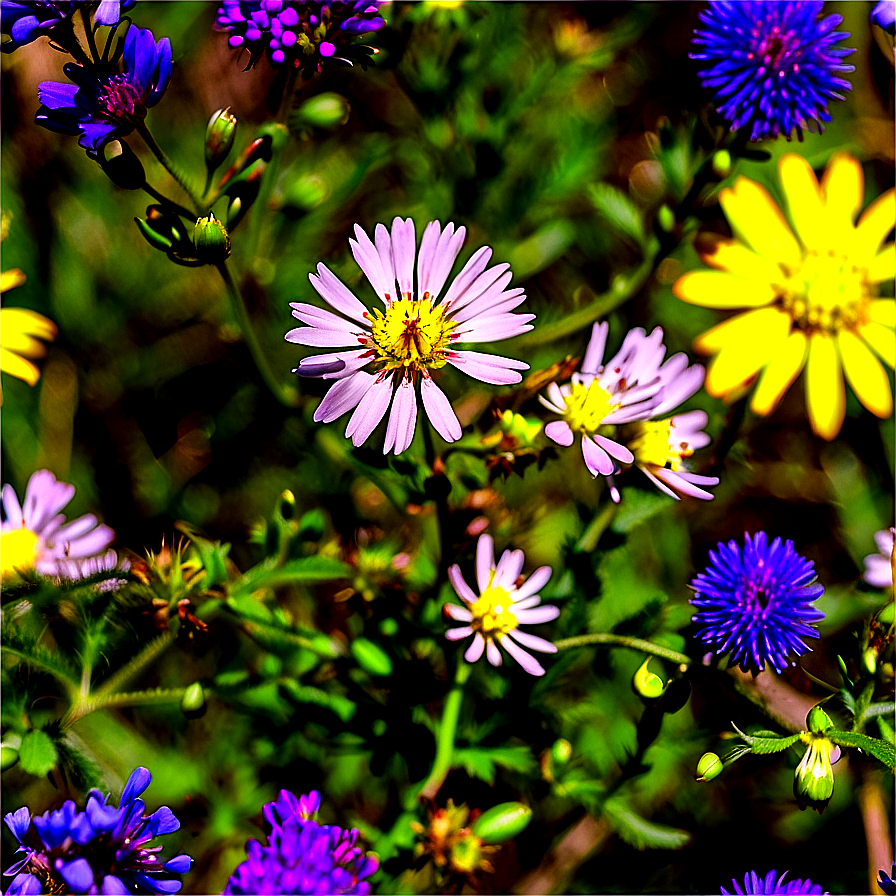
[[62, 687, 187, 729], [92, 632, 175, 701], [554, 633, 691, 667], [137, 121, 203, 212]]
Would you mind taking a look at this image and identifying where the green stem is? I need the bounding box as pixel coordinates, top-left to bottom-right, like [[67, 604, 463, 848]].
[[856, 702, 896, 733], [574, 500, 617, 554], [62, 688, 187, 729], [215, 262, 299, 407], [419, 661, 473, 801], [136, 121, 203, 213], [142, 182, 195, 220], [554, 633, 691, 667], [92, 632, 174, 701]]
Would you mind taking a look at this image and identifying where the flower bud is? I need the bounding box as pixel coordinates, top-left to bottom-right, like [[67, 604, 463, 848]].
[[712, 149, 732, 179], [449, 834, 485, 875], [552, 738, 573, 767], [471, 802, 532, 845], [294, 93, 351, 129], [656, 204, 675, 232], [192, 212, 231, 264], [633, 657, 666, 699], [100, 139, 146, 190], [379, 617, 399, 638], [695, 751, 723, 783], [205, 107, 238, 172], [351, 637, 393, 677], [0, 746, 20, 771], [806, 704, 833, 734], [793, 735, 835, 812], [135, 216, 174, 251], [863, 646, 878, 676], [180, 682, 206, 719]]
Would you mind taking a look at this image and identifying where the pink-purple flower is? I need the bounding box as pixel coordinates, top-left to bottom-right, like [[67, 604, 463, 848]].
[[288, 218, 532, 454], [863, 527, 894, 589], [444, 534, 558, 676]]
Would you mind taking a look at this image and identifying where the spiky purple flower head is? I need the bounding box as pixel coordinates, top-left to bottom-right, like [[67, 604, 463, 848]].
[[223, 789, 378, 895], [0, 2, 134, 53], [2, 767, 192, 895], [721, 869, 824, 895], [690, 531, 825, 674], [691, 1, 855, 141]]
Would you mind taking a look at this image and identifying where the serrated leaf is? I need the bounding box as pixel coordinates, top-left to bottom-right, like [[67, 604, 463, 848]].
[[602, 797, 691, 850], [610, 489, 675, 534], [828, 729, 895, 770], [19, 730, 58, 777], [589, 545, 667, 632], [453, 744, 537, 784], [588, 183, 645, 248], [731, 722, 801, 755]]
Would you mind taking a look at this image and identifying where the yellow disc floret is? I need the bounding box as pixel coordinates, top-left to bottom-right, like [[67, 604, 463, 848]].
[[562, 379, 619, 434], [627, 419, 691, 470], [469, 584, 518, 637], [368, 298, 456, 374], [1, 527, 40, 582]]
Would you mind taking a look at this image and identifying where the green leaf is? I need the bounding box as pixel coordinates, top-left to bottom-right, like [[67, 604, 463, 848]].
[[731, 723, 801, 755], [878, 715, 895, 746], [610, 490, 675, 534], [234, 556, 351, 595], [589, 545, 668, 632], [828, 729, 895, 770], [602, 797, 691, 850], [279, 680, 357, 723], [453, 744, 537, 784], [19, 730, 58, 777], [588, 183, 646, 248]]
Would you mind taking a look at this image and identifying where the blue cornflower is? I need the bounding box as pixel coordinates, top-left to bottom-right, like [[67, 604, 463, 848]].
[[215, 1, 385, 75], [224, 789, 379, 895], [691, 2, 855, 142], [35, 23, 171, 157], [2, 766, 192, 894], [690, 532, 825, 674], [721, 870, 824, 895], [0, 2, 135, 53]]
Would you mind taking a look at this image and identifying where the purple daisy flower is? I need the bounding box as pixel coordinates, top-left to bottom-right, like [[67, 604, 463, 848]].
[[690, 532, 825, 675], [1, 469, 115, 583], [288, 218, 532, 455], [35, 23, 172, 157], [2, 766, 192, 895], [721, 869, 825, 895], [444, 534, 558, 677], [0, 2, 134, 53], [223, 789, 378, 895], [863, 527, 894, 588], [53, 548, 130, 592], [691, 1, 855, 142]]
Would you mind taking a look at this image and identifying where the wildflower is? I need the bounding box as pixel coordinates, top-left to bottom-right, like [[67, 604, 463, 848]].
[[0, 309, 57, 404], [54, 548, 130, 592], [2, 766, 192, 895], [690, 531, 825, 675], [539, 322, 717, 499], [288, 218, 532, 454], [691, 2, 854, 142], [720, 870, 824, 895], [215, 0, 385, 75], [0, 2, 133, 53], [863, 527, 895, 588], [674, 153, 895, 439], [793, 732, 836, 811], [872, 1, 896, 35], [444, 534, 558, 676], [223, 789, 378, 895], [1, 469, 115, 583], [36, 24, 172, 157]]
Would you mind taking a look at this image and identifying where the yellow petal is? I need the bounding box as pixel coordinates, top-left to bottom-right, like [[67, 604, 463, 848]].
[[1, 332, 48, 359], [867, 299, 896, 328], [693, 306, 787, 354], [0, 308, 57, 341], [696, 235, 786, 283], [860, 320, 896, 368], [821, 152, 864, 226], [750, 329, 809, 416], [0, 347, 41, 386], [855, 189, 896, 264], [805, 334, 845, 440], [672, 270, 777, 309], [0, 269, 26, 293], [720, 177, 802, 269], [838, 330, 893, 418], [867, 243, 895, 285], [778, 154, 826, 249]]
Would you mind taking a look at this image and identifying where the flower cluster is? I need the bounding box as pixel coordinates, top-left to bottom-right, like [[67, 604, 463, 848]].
[[1, 1, 134, 54], [3, 767, 192, 895], [215, 0, 386, 74], [720, 869, 824, 896], [691, 1, 854, 142], [224, 789, 378, 895], [690, 531, 825, 675]]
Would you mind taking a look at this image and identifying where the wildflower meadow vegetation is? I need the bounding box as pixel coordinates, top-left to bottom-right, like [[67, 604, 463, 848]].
[[1, 2, 894, 894]]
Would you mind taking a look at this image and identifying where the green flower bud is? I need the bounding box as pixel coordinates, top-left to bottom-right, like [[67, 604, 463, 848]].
[[1, 746, 20, 771], [633, 657, 666, 699], [192, 212, 231, 264], [806, 704, 834, 734], [180, 682, 207, 719], [297, 508, 327, 541], [351, 637, 393, 677], [278, 489, 297, 521], [135, 216, 174, 251], [656, 204, 675, 232], [379, 617, 399, 638], [863, 647, 877, 676], [100, 139, 146, 190], [471, 802, 532, 845], [712, 149, 732, 179], [880, 602, 895, 625], [695, 751, 723, 783], [294, 93, 351, 129], [205, 107, 238, 172], [552, 738, 573, 767], [793, 735, 835, 812]]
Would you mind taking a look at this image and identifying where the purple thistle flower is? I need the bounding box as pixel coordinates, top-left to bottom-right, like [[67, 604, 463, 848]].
[[444, 534, 558, 677], [35, 24, 172, 157], [2, 767, 192, 895], [721, 869, 825, 895], [690, 532, 825, 675], [288, 218, 532, 455], [223, 789, 378, 895], [215, 0, 385, 74], [1, 470, 115, 583], [691, 1, 855, 142], [863, 527, 895, 589], [0, 2, 134, 53]]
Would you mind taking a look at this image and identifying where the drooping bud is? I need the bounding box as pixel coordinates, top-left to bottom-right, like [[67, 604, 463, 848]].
[[180, 682, 207, 719], [100, 139, 146, 190], [711, 149, 732, 179], [793, 735, 836, 812], [633, 657, 666, 699], [293, 93, 351, 129], [806, 704, 834, 735], [351, 637, 393, 677], [694, 751, 723, 783], [192, 212, 231, 264], [205, 107, 238, 172], [656, 204, 675, 232], [471, 802, 532, 845]]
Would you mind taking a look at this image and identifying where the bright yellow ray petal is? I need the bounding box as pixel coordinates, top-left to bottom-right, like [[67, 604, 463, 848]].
[[693, 307, 787, 354], [866, 299, 896, 328], [821, 152, 864, 226], [0, 347, 41, 385], [867, 243, 895, 285], [778, 154, 826, 249], [860, 320, 896, 368], [696, 235, 786, 283], [805, 334, 845, 440], [0, 269, 26, 293], [1, 308, 57, 341], [672, 270, 777, 309], [1, 332, 49, 359], [838, 330, 893, 418], [750, 329, 809, 416], [720, 177, 802, 269], [855, 189, 896, 264]]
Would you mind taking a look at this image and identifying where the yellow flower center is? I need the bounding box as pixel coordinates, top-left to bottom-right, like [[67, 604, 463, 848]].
[[562, 379, 620, 434], [1, 527, 40, 582], [469, 584, 518, 637], [368, 298, 456, 374], [627, 419, 691, 470], [781, 248, 873, 335]]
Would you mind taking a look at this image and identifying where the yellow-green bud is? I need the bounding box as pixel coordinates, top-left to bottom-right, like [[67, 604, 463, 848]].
[[695, 751, 723, 783], [351, 637, 393, 677], [863, 647, 878, 676], [551, 738, 573, 767], [712, 149, 732, 179], [449, 834, 484, 874], [656, 204, 675, 232], [806, 704, 834, 734], [294, 93, 351, 129], [180, 682, 207, 719], [633, 657, 666, 700], [471, 802, 532, 845], [192, 212, 231, 264], [205, 107, 238, 172], [879, 602, 895, 625], [1, 746, 20, 771], [793, 735, 835, 812], [135, 216, 174, 251]]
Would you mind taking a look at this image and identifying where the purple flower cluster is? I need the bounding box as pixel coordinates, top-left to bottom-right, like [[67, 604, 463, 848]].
[[224, 789, 378, 895], [215, 0, 385, 73], [690, 532, 825, 675], [691, 1, 855, 141], [1, 1, 134, 53], [721, 869, 824, 895], [3, 767, 192, 895]]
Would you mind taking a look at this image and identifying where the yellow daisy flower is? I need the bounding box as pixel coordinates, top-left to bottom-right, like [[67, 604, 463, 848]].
[[673, 152, 895, 440], [0, 308, 57, 403]]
